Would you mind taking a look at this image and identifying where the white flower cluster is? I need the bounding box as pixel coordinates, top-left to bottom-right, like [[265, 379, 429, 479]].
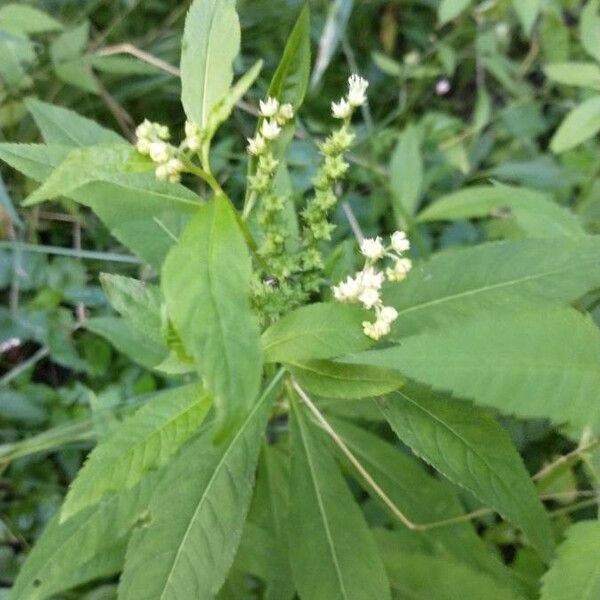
[[246, 97, 295, 156], [331, 74, 369, 119], [184, 121, 203, 152], [332, 230, 412, 340], [135, 120, 183, 183]]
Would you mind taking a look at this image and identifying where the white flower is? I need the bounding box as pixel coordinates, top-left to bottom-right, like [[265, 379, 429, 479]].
[[166, 158, 183, 176], [149, 141, 170, 164], [347, 74, 368, 107], [390, 230, 410, 253], [260, 119, 282, 140], [259, 97, 279, 118], [379, 305, 398, 323], [157, 125, 170, 140], [362, 318, 391, 340], [247, 134, 267, 156], [333, 275, 361, 302], [386, 258, 413, 282], [136, 138, 150, 155], [135, 120, 152, 139], [435, 79, 451, 96], [155, 164, 169, 181], [359, 266, 385, 290], [360, 237, 385, 261], [279, 103, 294, 121], [358, 287, 380, 309], [331, 98, 352, 119]]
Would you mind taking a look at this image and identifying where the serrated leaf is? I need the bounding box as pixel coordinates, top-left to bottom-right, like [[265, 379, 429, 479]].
[[329, 417, 521, 588], [21, 145, 200, 267], [180, 0, 240, 128], [0, 143, 71, 181], [383, 552, 525, 600], [383, 237, 600, 336], [85, 316, 167, 368], [376, 383, 554, 561], [289, 399, 391, 600], [550, 96, 600, 153], [417, 184, 585, 238], [162, 196, 263, 435], [99, 274, 163, 345], [348, 305, 600, 432], [61, 384, 210, 520], [438, 0, 472, 25], [540, 520, 600, 600], [9, 472, 159, 600], [287, 359, 404, 399], [389, 124, 423, 221], [262, 303, 373, 363], [118, 371, 282, 600], [0, 4, 62, 35], [25, 98, 124, 147]]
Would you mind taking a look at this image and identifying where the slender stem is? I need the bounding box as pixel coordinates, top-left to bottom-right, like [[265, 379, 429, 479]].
[[533, 439, 600, 482], [0, 347, 49, 387], [183, 161, 223, 196], [0, 241, 141, 264]]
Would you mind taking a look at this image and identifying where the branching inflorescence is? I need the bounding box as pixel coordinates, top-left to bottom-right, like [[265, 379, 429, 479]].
[[134, 74, 412, 339]]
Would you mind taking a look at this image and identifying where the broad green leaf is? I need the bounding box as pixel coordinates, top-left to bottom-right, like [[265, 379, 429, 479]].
[[581, 1, 600, 63], [262, 303, 373, 363], [390, 124, 423, 221], [61, 384, 210, 520], [22, 145, 200, 267], [329, 417, 522, 589], [417, 184, 585, 238], [310, 0, 353, 88], [99, 274, 163, 345], [0, 4, 62, 34], [512, 0, 540, 36], [85, 316, 167, 369], [438, 0, 472, 25], [9, 472, 159, 600], [349, 305, 600, 432], [383, 237, 600, 336], [383, 552, 525, 600], [180, 0, 240, 128], [545, 62, 600, 91], [0, 143, 71, 181], [377, 383, 554, 561], [25, 98, 124, 146], [288, 359, 404, 399], [119, 371, 282, 600], [162, 195, 263, 434], [550, 96, 600, 153], [540, 520, 600, 600], [289, 400, 391, 600]]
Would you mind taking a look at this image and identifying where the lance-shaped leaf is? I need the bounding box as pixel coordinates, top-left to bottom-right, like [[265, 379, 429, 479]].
[[0, 143, 71, 181], [262, 303, 373, 363], [349, 305, 600, 432], [540, 520, 600, 600], [377, 383, 554, 561], [118, 371, 283, 600], [383, 237, 600, 336], [550, 97, 600, 153], [10, 472, 159, 600], [61, 383, 211, 521], [329, 417, 521, 590], [417, 184, 584, 238], [289, 399, 391, 600], [25, 98, 124, 146], [162, 196, 263, 435], [180, 0, 240, 128]]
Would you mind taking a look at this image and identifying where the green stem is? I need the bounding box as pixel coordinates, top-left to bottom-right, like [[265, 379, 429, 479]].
[[183, 160, 223, 196]]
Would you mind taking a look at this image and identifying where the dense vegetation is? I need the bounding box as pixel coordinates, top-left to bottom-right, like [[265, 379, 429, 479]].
[[1, 0, 600, 598]]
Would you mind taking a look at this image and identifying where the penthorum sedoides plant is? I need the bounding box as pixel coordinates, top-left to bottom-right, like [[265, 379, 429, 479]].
[[4, 1, 600, 599]]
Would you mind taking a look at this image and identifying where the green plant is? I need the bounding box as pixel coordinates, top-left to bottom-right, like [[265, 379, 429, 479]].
[[2, 1, 600, 599]]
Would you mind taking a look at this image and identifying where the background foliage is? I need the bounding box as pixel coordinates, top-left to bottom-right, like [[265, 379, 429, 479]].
[[1, 0, 600, 598]]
